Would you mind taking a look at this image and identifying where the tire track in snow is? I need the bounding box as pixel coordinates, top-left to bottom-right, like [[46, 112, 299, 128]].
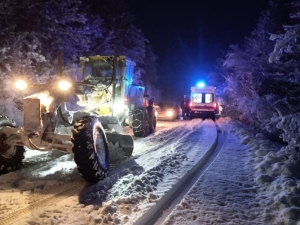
[[0, 180, 85, 225], [133, 119, 211, 174], [80, 119, 218, 224], [109, 119, 203, 171], [132, 120, 225, 225], [0, 119, 212, 225], [133, 119, 203, 157], [153, 123, 228, 225], [0, 120, 201, 224]]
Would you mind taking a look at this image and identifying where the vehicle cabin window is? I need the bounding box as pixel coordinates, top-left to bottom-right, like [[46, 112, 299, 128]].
[[166, 103, 174, 108], [159, 102, 174, 108], [193, 93, 214, 103], [205, 93, 213, 103], [193, 93, 202, 103]]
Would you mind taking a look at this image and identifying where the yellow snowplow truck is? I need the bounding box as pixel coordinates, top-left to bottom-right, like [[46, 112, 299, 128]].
[[0, 55, 156, 183]]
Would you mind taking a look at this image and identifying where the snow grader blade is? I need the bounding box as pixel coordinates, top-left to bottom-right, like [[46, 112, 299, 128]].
[[105, 131, 134, 164]]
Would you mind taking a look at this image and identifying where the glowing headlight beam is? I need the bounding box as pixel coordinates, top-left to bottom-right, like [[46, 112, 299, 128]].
[[166, 110, 174, 117], [113, 100, 125, 115], [14, 80, 28, 90], [58, 80, 72, 91], [38, 92, 54, 112]]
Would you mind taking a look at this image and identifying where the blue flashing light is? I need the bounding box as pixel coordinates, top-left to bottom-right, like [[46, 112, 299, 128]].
[[196, 82, 205, 88]]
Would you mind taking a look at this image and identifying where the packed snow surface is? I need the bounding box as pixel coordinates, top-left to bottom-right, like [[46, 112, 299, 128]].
[[0, 117, 300, 225]]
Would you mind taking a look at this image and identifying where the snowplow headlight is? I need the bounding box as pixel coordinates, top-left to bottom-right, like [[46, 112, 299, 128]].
[[113, 100, 126, 115], [38, 92, 54, 112], [14, 79, 28, 90], [58, 80, 72, 91]]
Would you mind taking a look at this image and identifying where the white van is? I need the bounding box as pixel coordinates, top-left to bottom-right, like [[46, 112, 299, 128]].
[[189, 86, 218, 120]]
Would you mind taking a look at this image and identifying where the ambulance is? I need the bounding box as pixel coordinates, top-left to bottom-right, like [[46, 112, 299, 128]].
[[189, 83, 218, 120]]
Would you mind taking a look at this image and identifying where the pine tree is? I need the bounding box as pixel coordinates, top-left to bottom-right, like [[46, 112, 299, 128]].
[[90, 0, 154, 87], [221, 2, 281, 130], [269, 0, 300, 64], [0, 0, 160, 123], [0, 0, 92, 124], [267, 0, 300, 154]]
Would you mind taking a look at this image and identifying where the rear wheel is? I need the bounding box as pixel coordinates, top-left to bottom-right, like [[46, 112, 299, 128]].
[[189, 112, 194, 120], [0, 114, 24, 175], [211, 113, 216, 121], [72, 116, 109, 183], [132, 108, 149, 137]]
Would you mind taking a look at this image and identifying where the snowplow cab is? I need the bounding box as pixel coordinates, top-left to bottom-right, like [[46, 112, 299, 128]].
[[74, 55, 139, 163], [76, 55, 136, 120]]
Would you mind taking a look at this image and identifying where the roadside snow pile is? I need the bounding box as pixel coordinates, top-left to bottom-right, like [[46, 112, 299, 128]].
[[226, 118, 300, 224]]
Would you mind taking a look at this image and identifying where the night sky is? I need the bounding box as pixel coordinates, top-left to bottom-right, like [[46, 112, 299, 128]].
[[126, 0, 270, 101]]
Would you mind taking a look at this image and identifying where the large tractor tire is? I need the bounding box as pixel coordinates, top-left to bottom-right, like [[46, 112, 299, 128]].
[[132, 108, 149, 137], [72, 116, 109, 183], [0, 114, 25, 175]]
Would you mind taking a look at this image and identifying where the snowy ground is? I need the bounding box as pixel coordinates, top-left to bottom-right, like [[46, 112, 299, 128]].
[[0, 117, 300, 225]]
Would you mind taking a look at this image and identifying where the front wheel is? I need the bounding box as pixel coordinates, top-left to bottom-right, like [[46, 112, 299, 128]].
[[0, 114, 25, 175], [72, 116, 109, 183]]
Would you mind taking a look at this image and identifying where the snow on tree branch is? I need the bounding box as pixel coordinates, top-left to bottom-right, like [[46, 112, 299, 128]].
[[269, 26, 300, 63]]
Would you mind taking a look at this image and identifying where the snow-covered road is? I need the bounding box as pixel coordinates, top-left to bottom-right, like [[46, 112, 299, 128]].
[[1, 117, 300, 225], [0, 118, 218, 225]]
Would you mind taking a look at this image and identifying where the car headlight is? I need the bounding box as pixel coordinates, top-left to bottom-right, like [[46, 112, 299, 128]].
[[166, 110, 174, 117], [14, 79, 28, 90]]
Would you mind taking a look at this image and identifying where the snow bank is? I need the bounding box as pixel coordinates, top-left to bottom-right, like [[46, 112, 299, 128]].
[[225, 117, 300, 224]]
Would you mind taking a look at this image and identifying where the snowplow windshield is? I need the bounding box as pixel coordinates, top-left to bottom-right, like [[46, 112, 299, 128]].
[[84, 60, 123, 79]]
